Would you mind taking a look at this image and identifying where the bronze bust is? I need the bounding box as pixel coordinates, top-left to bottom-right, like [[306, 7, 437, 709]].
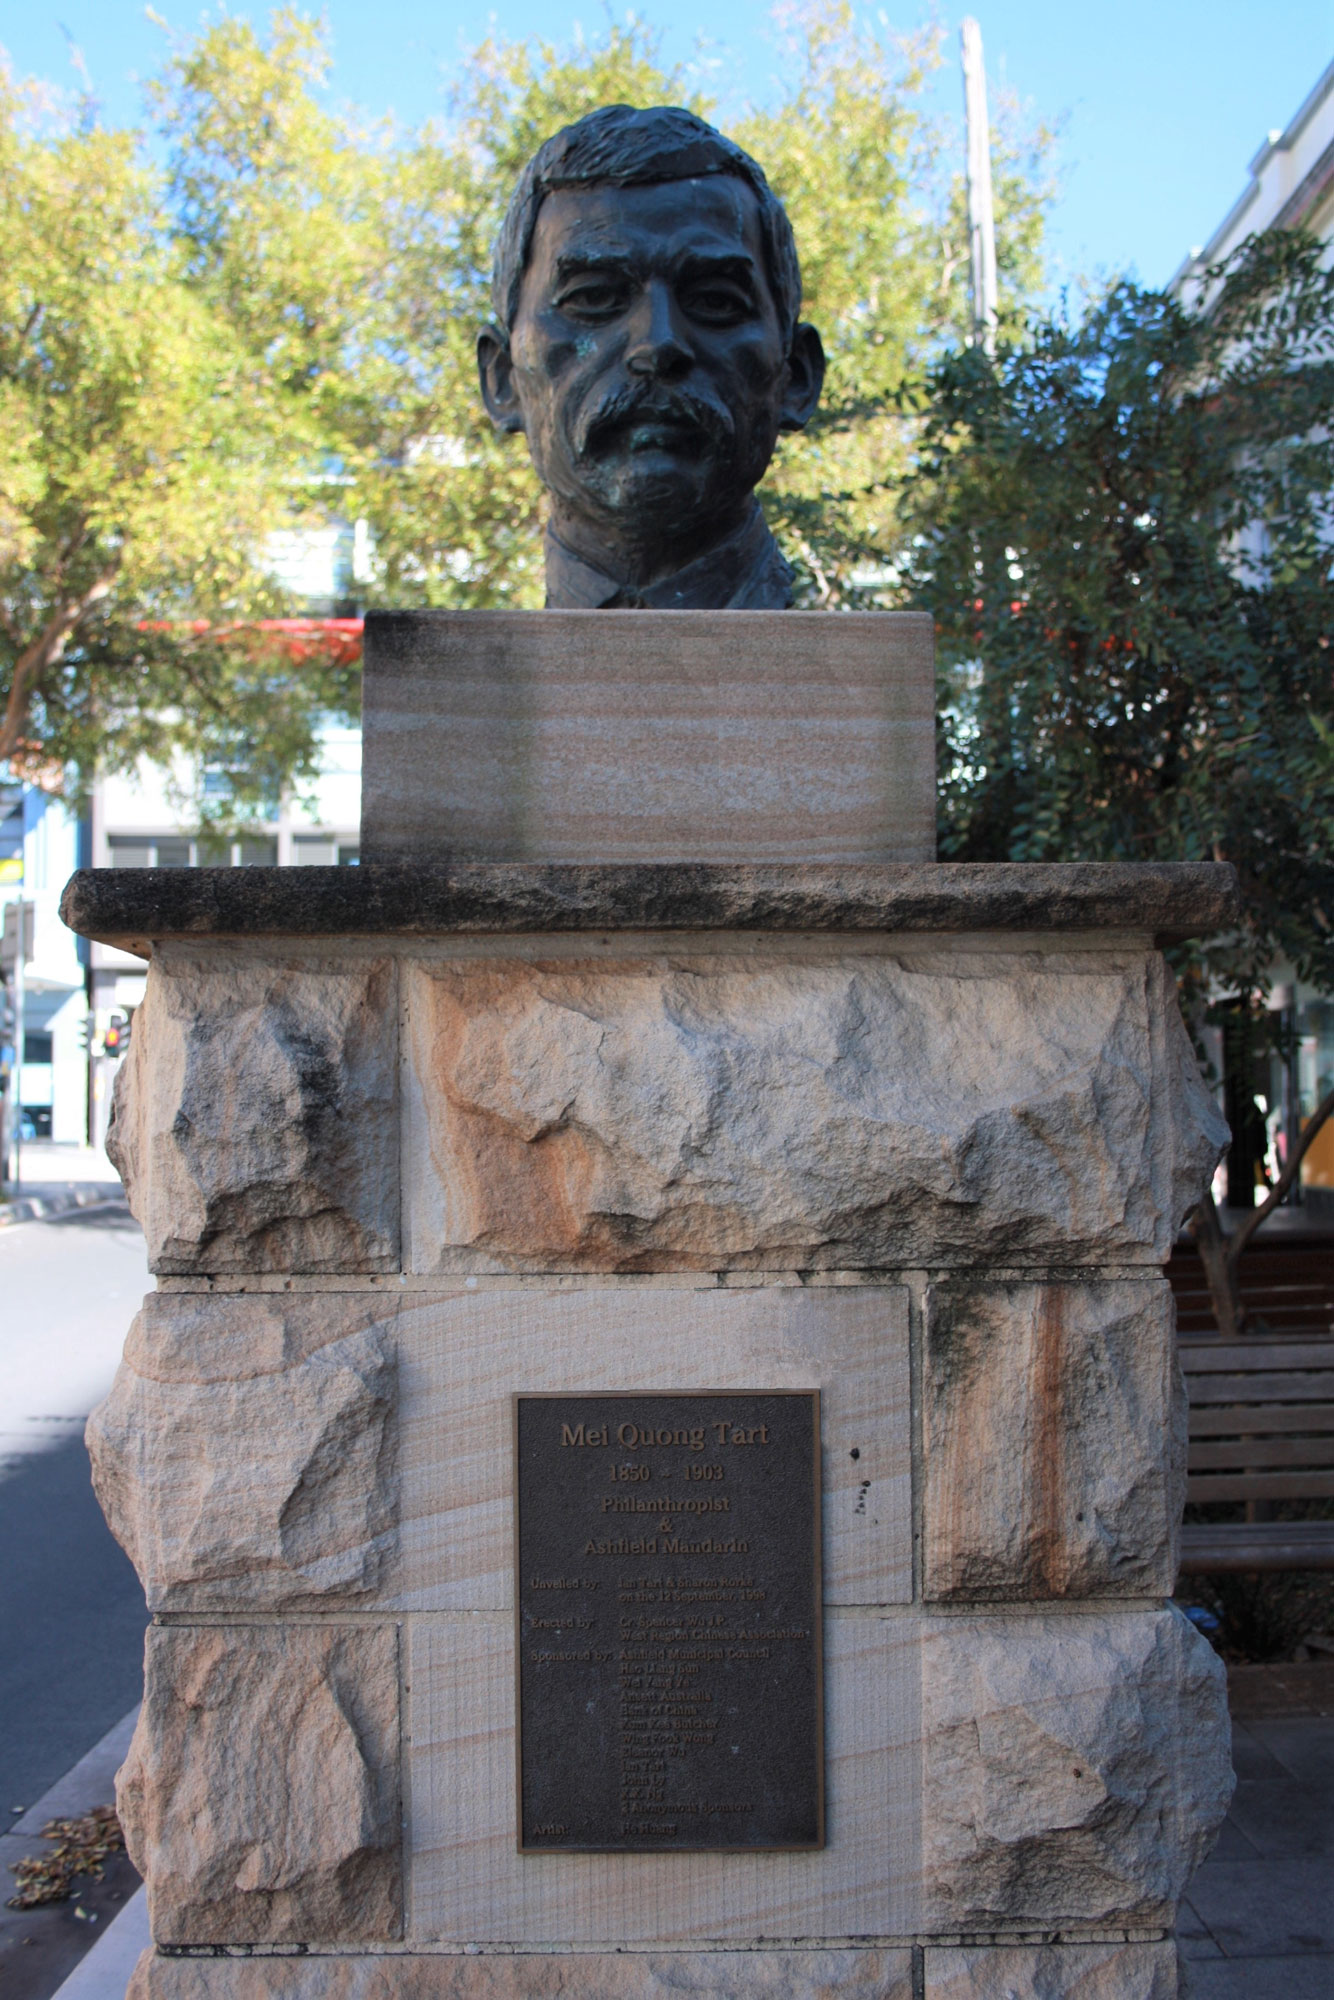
[[478, 104, 825, 609]]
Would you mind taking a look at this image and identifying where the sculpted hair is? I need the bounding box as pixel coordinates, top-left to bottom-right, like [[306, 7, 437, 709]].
[[491, 103, 803, 335]]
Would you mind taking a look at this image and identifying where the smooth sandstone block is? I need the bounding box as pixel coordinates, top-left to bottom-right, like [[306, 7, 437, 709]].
[[404, 948, 1225, 1271], [923, 1606, 1232, 1929], [108, 949, 398, 1274], [923, 1280, 1185, 1600], [127, 1947, 916, 2000], [925, 1941, 1178, 1998], [359, 609, 936, 866], [394, 1284, 911, 1611], [87, 1294, 397, 1610], [120, 1624, 402, 1944], [407, 1611, 922, 1943]]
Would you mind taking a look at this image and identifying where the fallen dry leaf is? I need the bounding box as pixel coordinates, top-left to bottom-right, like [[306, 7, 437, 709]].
[[6, 1805, 125, 1909]]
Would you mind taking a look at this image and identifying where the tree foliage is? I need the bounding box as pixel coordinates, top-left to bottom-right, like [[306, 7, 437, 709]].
[[1, 4, 1052, 812], [0, 55, 354, 815], [903, 230, 1334, 1000]]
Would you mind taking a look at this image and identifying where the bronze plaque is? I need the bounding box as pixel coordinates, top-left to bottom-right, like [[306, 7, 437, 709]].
[[514, 1390, 823, 1853]]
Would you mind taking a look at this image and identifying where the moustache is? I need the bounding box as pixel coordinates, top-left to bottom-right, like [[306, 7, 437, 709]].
[[575, 381, 736, 457]]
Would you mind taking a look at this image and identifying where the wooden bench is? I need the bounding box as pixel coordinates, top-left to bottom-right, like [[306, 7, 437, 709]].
[[1179, 1337, 1334, 1572], [1168, 1240, 1334, 1341]]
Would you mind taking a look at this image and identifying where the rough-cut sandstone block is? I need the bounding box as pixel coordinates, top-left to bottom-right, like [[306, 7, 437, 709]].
[[128, 1948, 915, 2000], [923, 1607, 1232, 1928], [120, 1624, 401, 1944], [924, 1280, 1184, 1600], [88, 1294, 397, 1609], [404, 950, 1225, 1271], [108, 949, 398, 1273], [925, 1941, 1178, 1998]]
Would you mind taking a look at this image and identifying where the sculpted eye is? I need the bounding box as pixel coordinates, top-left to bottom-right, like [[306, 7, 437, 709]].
[[557, 281, 627, 318], [685, 284, 753, 322]]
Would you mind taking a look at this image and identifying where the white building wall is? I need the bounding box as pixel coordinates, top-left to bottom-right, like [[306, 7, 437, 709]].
[[79, 717, 363, 1146], [2, 789, 87, 1145], [1, 718, 364, 1152], [1173, 57, 1334, 300]]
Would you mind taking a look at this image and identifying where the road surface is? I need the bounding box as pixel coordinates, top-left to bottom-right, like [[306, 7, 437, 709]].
[[0, 1202, 150, 1813]]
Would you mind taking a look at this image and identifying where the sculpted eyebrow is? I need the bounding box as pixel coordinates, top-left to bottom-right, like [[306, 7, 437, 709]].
[[550, 250, 760, 287], [676, 254, 757, 285], [552, 250, 637, 282]]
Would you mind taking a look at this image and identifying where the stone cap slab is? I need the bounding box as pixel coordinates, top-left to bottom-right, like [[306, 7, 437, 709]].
[[60, 859, 1240, 957]]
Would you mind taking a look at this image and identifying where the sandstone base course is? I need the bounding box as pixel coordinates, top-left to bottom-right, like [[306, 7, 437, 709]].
[[126, 1948, 915, 2000], [925, 1940, 1179, 1997]]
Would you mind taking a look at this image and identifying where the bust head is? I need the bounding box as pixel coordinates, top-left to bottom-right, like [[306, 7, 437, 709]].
[[478, 105, 825, 606]]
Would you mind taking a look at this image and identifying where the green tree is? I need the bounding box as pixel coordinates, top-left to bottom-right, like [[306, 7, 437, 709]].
[[0, 56, 353, 816], [900, 231, 1334, 1328], [735, 4, 1051, 603], [906, 229, 1334, 993]]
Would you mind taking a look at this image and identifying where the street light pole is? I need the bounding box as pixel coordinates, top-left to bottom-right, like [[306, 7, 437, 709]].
[[961, 16, 998, 356], [1, 895, 32, 1191]]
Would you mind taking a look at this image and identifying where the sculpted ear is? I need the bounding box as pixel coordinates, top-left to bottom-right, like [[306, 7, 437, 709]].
[[477, 324, 526, 435], [777, 322, 826, 433]]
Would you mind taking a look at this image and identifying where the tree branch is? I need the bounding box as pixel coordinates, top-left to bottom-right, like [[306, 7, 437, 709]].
[[0, 572, 116, 764], [1227, 1079, 1334, 1269]]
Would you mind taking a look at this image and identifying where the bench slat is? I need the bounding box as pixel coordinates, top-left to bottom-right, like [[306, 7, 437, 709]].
[[1182, 1372, 1334, 1404], [1188, 1402, 1334, 1435], [1189, 1437, 1334, 1470], [1186, 1470, 1334, 1501], [1181, 1342, 1334, 1373], [1179, 1521, 1334, 1573]]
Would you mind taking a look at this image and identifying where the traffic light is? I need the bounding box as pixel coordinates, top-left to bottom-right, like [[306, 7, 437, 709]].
[[104, 1012, 129, 1055], [77, 1013, 93, 1052]]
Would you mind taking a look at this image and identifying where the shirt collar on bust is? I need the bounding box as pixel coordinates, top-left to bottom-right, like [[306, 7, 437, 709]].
[[544, 502, 794, 611]]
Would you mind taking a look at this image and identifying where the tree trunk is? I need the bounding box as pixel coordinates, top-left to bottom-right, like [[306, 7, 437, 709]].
[[1190, 1191, 1246, 1339], [1189, 1080, 1334, 1340], [0, 573, 115, 763]]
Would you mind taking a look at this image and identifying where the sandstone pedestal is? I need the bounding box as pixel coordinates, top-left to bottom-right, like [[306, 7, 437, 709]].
[[63, 851, 1239, 2000]]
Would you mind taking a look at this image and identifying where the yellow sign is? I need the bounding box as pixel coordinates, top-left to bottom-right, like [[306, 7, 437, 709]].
[[0, 857, 22, 884]]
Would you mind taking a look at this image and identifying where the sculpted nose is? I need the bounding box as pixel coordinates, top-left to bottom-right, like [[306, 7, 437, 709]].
[[624, 282, 691, 378]]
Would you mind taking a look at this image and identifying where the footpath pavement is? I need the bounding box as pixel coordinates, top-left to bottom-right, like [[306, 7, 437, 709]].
[[1177, 1667, 1334, 1998], [0, 1708, 143, 2000]]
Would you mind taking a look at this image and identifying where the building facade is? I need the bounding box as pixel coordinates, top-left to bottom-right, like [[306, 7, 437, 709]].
[[1172, 56, 1334, 300], [1, 507, 367, 1158]]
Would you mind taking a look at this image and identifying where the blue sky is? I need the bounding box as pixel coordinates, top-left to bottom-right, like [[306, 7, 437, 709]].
[[2, 0, 1330, 290]]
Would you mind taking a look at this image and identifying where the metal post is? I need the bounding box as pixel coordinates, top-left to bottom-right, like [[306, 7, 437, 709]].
[[12, 918, 23, 1193], [961, 16, 999, 355]]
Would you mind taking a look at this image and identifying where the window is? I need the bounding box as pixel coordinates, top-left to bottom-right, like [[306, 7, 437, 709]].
[[237, 837, 278, 866], [107, 835, 198, 867], [338, 845, 360, 866], [294, 836, 338, 866], [23, 1030, 52, 1064], [108, 838, 155, 868]]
